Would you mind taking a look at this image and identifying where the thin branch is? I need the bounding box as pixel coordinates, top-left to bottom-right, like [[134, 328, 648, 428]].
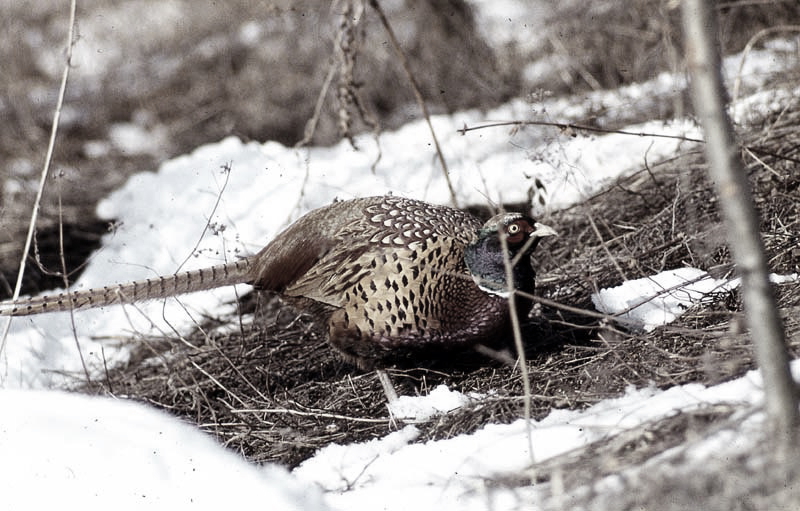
[[460, 120, 800, 166], [731, 25, 800, 104], [175, 161, 234, 273], [499, 227, 535, 467], [587, 212, 627, 282], [231, 407, 390, 424], [57, 174, 90, 382], [296, 53, 338, 149], [0, 0, 78, 378], [459, 119, 705, 143], [547, 32, 602, 91], [369, 0, 459, 207]]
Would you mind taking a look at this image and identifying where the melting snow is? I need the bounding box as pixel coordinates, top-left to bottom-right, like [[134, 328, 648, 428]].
[[1, 4, 798, 509]]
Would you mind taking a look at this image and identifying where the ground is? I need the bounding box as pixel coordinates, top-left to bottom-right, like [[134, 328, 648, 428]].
[[1, 1, 800, 510]]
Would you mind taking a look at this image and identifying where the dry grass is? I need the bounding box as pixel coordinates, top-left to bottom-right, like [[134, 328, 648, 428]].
[[4, 0, 800, 507], [527, 0, 800, 93], [73, 95, 800, 481]]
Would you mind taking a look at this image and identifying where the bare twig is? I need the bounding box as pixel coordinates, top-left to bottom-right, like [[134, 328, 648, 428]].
[[175, 162, 234, 273], [499, 225, 535, 467], [0, 0, 78, 379], [587, 212, 627, 282], [56, 173, 90, 382], [369, 0, 459, 207], [458, 119, 705, 144], [547, 32, 602, 91], [296, 54, 338, 149], [731, 25, 800, 104], [231, 407, 390, 424]]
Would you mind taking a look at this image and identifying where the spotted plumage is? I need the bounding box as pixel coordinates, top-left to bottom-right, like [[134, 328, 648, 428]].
[[247, 196, 555, 365], [0, 196, 555, 367]]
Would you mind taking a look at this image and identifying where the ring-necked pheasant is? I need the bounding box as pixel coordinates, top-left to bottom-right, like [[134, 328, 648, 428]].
[[1, 196, 556, 366]]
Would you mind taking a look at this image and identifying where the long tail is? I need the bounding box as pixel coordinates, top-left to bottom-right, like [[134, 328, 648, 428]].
[[0, 258, 253, 317]]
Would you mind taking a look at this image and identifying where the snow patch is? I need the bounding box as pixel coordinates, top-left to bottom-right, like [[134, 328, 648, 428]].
[[591, 267, 735, 331], [592, 268, 799, 331], [0, 389, 329, 510], [387, 385, 476, 422]]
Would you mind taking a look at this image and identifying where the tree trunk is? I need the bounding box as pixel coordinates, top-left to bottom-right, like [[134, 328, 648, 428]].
[[681, 0, 798, 448]]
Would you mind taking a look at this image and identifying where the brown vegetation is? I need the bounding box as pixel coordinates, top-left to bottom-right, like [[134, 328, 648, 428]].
[[84, 95, 800, 476], [3, 1, 800, 508]]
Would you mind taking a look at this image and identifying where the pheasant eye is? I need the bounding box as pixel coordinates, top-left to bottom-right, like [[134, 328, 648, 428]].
[[505, 220, 527, 243]]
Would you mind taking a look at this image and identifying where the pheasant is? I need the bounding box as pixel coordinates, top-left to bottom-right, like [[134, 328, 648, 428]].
[[1, 196, 555, 366]]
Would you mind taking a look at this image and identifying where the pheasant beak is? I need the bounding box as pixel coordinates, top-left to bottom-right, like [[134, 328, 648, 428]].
[[530, 222, 557, 239]]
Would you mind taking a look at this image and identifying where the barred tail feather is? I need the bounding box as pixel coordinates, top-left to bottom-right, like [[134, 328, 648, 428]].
[[0, 259, 253, 317]]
